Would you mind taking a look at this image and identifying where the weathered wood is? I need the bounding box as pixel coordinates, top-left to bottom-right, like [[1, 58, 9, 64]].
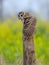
[[23, 39, 36, 65]]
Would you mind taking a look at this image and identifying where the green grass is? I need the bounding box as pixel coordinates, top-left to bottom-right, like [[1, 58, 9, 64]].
[[0, 17, 49, 65], [34, 19, 49, 64], [0, 18, 23, 63]]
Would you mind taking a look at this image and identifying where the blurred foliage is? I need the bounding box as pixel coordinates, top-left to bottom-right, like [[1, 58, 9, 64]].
[[0, 17, 49, 65], [34, 19, 49, 65], [0, 17, 23, 63]]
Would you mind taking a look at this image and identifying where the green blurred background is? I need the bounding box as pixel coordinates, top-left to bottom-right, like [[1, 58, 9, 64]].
[[0, 16, 49, 65]]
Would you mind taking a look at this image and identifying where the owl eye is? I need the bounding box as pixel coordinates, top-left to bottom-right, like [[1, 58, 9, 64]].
[[21, 14, 23, 17]]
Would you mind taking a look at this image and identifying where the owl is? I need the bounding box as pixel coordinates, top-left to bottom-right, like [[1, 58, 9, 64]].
[[18, 11, 36, 40]]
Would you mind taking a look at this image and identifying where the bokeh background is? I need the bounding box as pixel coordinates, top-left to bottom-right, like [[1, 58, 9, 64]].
[[0, 0, 49, 65]]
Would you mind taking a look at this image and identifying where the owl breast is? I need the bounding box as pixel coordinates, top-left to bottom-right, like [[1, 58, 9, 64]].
[[23, 16, 36, 40]]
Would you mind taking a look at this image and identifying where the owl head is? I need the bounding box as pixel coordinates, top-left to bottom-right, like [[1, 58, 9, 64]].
[[18, 11, 30, 20], [18, 12, 24, 20]]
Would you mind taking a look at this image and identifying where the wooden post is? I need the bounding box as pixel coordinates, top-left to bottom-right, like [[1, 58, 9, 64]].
[[23, 39, 36, 65]]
